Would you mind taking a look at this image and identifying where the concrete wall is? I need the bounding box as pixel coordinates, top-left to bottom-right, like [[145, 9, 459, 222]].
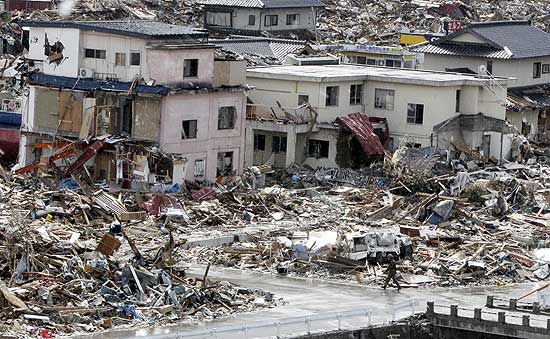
[[133, 97, 161, 141], [159, 90, 246, 182], [27, 26, 81, 77], [419, 54, 550, 88], [213, 59, 247, 87], [247, 74, 507, 149], [206, 7, 316, 31], [506, 108, 538, 137], [147, 47, 215, 87]]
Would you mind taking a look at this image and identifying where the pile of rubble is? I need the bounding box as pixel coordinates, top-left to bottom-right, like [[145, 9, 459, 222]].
[[0, 173, 280, 337], [318, 0, 550, 44]]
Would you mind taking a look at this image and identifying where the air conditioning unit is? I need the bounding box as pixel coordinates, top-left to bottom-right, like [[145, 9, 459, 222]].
[[477, 65, 487, 77], [79, 68, 94, 78]]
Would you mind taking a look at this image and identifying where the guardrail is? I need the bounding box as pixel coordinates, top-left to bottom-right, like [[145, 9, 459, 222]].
[[143, 300, 417, 339]]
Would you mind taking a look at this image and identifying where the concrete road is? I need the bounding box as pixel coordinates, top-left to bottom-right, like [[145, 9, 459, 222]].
[[78, 264, 543, 339]]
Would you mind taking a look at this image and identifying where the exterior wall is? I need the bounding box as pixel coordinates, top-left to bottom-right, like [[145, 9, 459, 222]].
[[213, 60, 247, 87], [506, 108, 538, 136], [301, 128, 339, 168], [159, 90, 246, 182], [247, 74, 507, 148], [147, 48, 215, 87], [205, 7, 316, 31], [27, 26, 81, 77], [419, 54, 550, 88], [133, 97, 161, 141]]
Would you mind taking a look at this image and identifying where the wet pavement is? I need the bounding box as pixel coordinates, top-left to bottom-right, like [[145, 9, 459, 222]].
[[76, 264, 543, 339]]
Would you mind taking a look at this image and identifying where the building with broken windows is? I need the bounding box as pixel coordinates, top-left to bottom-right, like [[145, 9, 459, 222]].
[[410, 20, 550, 142], [244, 64, 511, 168], [196, 0, 324, 35], [17, 20, 247, 183]]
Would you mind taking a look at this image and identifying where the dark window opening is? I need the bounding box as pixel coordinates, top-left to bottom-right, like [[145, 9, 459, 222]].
[[385, 59, 394, 67], [272, 136, 287, 153], [455, 90, 461, 112], [286, 14, 299, 25], [543, 64, 550, 74], [367, 59, 376, 65], [248, 15, 256, 26], [22, 30, 29, 51], [182, 120, 198, 139], [184, 59, 199, 78], [486, 60, 493, 74], [407, 103, 424, 124], [218, 106, 236, 129], [85, 48, 106, 59], [308, 139, 329, 158], [130, 52, 141, 66], [265, 15, 278, 26], [325, 86, 339, 106], [217, 151, 233, 176], [254, 134, 265, 151], [533, 62, 542, 78], [356, 56, 367, 64], [298, 94, 309, 106], [120, 98, 133, 135], [350, 84, 363, 105]]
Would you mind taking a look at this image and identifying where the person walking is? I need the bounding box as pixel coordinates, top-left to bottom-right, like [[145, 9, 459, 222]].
[[383, 255, 401, 290]]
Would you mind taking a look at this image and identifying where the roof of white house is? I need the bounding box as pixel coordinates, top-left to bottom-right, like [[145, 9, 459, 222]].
[[247, 64, 511, 86], [196, 0, 324, 8]]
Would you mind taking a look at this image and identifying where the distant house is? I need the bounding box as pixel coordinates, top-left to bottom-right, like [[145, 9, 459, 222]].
[[410, 20, 550, 141], [196, 0, 325, 35]]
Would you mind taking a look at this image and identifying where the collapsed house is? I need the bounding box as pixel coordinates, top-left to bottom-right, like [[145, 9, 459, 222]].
[[410, 20, 550, 141], [244, 64, 511, 168], [17, 20, 249, 183]]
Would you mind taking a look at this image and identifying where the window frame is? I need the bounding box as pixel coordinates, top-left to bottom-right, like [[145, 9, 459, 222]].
[[218, 106, 236, 130], [129, 51, 141, 66], [286, 14, 300, 25], [183, 59, 199, 78], [264, 15, 278, 27], [84, 48, 106, 60], [194, 159, 205, 177], [533, 62, 542, 79], [349, 84, 363, 105], [307, 139, 329, 158], [486, 60, 493, 74], [182, 119, 198, 139], [374, 88, 395, 110], [455, 90, 461, 113], [407, 103, 424, 125], [298, 94, 309, 106], [543, 64, 550, 74], [248, 15, 256, 26], [272, 135, 287, 153], [325, 86, 339, 107], [253, 134, 266, 151], [115, 52, 126, 66]]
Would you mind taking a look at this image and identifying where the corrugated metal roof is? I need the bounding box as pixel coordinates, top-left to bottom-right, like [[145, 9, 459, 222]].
[[336, 113, 385, 156], [29, 73, 171, 95], [212, 37, 305, 62], [196, 0, 324, 8], [411, 42, 512, 59], [20, 20, 208, 39]]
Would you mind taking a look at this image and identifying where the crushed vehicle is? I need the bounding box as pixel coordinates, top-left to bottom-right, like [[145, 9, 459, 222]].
[[341, 232, 413, 263]]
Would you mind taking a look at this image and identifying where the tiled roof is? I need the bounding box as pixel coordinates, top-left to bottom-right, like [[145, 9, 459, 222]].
[[411, 42, 512, 59], [19, 20, 208, 39], [410, 21, 550, 59], [212, 37, 305, 62], [507, 85, 550, 111], [196, 0, 324, 8]]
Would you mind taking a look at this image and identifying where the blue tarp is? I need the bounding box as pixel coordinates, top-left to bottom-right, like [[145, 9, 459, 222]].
[[29, 73, 171, 96], [0, 111, 21, 127]]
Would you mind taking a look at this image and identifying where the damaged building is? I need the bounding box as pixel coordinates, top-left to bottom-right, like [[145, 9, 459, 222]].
[[410, 20, 550, 142], [244, 63, 512, 168], [18, 20, 248, 183]]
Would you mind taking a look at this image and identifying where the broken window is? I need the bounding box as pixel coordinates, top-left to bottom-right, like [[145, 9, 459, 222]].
[[130, 52, 141, 66], [298, 94, 309, 106], [325, 86, 339, 106], [265, 15, 278, 26], [85, 48, 106, 59], [254, 134, 265, 151], [206, 11, 231, 26], [115, 53, 126, 66], [455, 90, 461, 112], [307, 139, 329, 158], [184, 59, 199, 78], [272, 136, 287, 153], [218, 106, 236, 130], [407, 103, 424, 124], [249, 15, 256, 26], [533, 62, 542, 79], [374, 88, 394, 110], [286, 14, 300, 25], [350, 84, 363, 105], [182, 120, 198, 139], [217, 151, 233, 176], [194, 159, 205, 177]]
